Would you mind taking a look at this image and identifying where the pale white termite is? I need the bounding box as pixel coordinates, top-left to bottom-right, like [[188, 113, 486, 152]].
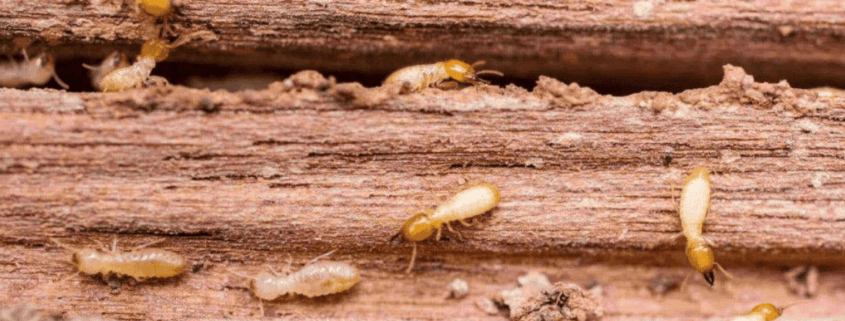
[[678, 167, 731, 286], [0, 50, 68, 89], [383, 59, 503, 93], [390, 183, 501, 273], [82, 51, 130, 91], [51, 237, 189, 280], [230, 251, 360, 301]]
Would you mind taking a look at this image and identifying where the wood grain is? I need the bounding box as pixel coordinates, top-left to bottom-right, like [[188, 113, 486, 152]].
[[5, 0, 845, 91], [1, 66, 845, 319]]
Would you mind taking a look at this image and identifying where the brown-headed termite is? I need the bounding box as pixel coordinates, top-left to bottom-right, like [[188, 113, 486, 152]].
[[676, 167, 732, 286], [383, 59, 503, 93], [0, 49, 68, 89], [82, 51, 130, 91], [390, 183, 501, 273], [50, 237, 189, 281]]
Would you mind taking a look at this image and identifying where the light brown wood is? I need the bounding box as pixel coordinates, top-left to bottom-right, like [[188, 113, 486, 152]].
[[1, 66, 845, 319], [6, 0, 845, 91]]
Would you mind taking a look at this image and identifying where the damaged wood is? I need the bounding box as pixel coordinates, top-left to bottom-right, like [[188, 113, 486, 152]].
[[4, 1, 845, 90], [1, 65, 845, 319]]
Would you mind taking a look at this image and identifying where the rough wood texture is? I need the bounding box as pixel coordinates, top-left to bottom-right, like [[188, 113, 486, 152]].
[[1, 65, 845, 320], [5, 0, 845, 91]]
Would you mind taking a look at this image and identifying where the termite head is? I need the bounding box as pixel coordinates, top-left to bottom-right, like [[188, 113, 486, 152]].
[[136, 0, 173, 17], [685, 167, 711, 185], [685, 239, 715, 285], [749, 303, 782, 321], [71, 248, 105, 275], [399, 212, 437, 242], [443, 59, 503, 85], [141, 39, 172, 62], [250, 272, 286, 300]]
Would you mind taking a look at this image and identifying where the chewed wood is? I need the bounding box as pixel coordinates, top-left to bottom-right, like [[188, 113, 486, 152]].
[[2, 67, 845, 319]]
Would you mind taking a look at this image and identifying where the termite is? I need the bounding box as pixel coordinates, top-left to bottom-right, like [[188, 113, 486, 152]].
[[0, 49, 69, 89], [50, 237, 189, 281], [677, 167, 731, 286], [730, 302, 804, 321], [383, 59, 503, 93], [389, 183, 501, 273], [82, 51, 129, 91], [98, 34, 190, 92], [228, 251, 359, 313]]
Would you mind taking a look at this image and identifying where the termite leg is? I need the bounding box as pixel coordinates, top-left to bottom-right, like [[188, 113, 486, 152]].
[[225, 268, 252, 280], [258, 298, 265, 317], [435, 226, 443, 241], [445, 222, 463, 240], [48, 238, 80, 253], [92, 239, 110, 253], [679, 270, 693, 291], [458, 219, 472, 227], [111, 236, 118, 253], [435, 81, 460, 90], [57, 270, 82, 284], [128, 238, 167, 251], [405, 243, 417, 274], [655, 232, 685, 249], [703, 236, 716, 247], [265, 265, 282, 277], [305, 249, 337, 266], [21, 48, 29, 61]]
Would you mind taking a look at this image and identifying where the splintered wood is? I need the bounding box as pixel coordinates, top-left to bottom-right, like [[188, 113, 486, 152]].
[[1, 65, 845, 319]]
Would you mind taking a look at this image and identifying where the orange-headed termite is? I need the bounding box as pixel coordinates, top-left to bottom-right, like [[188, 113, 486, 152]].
[[383, 59, 503, 93], [0, 49, 68, 89], [82, 51, 130, 91], [678, 167, 731, 286], [229, 251, 359, 301], [390, 183, 501, 273], [730, 302, 805, 321], [51, 237, 189, 281], [98, 35, 191, 92]]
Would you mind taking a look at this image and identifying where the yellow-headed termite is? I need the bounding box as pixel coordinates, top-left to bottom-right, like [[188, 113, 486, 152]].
[[383, 59, 503, 93], [677, 167, 732, 286], [228, 251, 360, 314], [82, 51, 130, 91], [50, 237, 189, 281], [135, 0, 175, 18], [730, 302, 805, 321], [99, 34, 192, 92], [0, 49, 68, 89], [390, 183, 501, 273]]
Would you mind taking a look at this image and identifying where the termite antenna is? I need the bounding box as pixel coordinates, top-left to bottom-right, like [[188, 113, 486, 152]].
[[714, 262, 734, 279], [470, 60, 487, 68], [81, 63, 99, 70], [781, 300, 810, 311], [474, 70, 504, 77]]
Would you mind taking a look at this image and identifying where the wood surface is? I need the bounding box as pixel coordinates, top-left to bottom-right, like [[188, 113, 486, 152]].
[[5, 0, 845, 91], [1, 65, 845, 320]]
